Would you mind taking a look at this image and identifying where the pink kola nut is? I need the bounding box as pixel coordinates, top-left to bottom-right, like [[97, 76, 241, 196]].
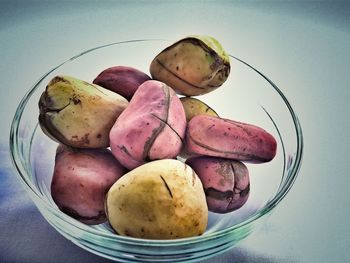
[[109, 80, 186, 170], [186, 156, 250, 213], [51, 145, 127, 225], [185, 115, 277, 163]]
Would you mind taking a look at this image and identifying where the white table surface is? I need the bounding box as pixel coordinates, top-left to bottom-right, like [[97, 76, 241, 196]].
[[1, 1, 349, 262]]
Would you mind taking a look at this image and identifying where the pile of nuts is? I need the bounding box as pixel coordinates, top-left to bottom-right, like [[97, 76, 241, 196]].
[[38, 35, 277, 239]]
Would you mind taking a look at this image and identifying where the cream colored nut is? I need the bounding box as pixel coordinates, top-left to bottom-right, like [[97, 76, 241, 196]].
[[106, 159, 208, 239]]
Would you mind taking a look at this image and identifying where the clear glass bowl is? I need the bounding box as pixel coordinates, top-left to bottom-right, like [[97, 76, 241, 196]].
[[10, 39, 303, 262]]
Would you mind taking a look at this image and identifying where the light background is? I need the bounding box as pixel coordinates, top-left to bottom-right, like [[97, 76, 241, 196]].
[[0, 1, 349, 262]]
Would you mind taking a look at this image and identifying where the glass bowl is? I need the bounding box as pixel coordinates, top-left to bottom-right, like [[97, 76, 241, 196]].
[[10, 39, 303, 262]]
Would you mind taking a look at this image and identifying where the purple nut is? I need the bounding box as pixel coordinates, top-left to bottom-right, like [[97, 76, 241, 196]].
[[109, 80, 186, 170], [51, 144, 127, 225], [186, 156, 250, 213], [93, 66, 151, 100]]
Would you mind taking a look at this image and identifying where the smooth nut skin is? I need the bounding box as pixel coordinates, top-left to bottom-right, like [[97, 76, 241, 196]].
[[186, 156, 249, 213], [185, 115, 277, 163], [109, 80, 186, 170], [93, 66, 151, 101], [39, 75, 129, 148], [150, 35, 230, 96], [106, 159, 208, 239], [180, 97, 218, 122], [51, 144, 127, 225]]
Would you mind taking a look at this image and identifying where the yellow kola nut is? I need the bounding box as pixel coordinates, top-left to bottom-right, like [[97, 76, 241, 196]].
[[106, 159, 208, 239]]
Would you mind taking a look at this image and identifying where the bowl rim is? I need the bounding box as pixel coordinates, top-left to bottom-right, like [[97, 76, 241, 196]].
[[9, 39, 303, 246]]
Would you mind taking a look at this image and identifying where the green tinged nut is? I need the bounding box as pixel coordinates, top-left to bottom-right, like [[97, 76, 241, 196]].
[[150, 35, 230, 96], [39, 75, 129, 148], [178, 96, 219, 160], [180, 97, 219, 122]]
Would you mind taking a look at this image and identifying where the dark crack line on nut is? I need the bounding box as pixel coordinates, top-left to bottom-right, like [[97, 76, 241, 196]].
[[93, 84, 108, 96], [118, 145, 140, 162], [39, 94, 73, 146], [43, 101, 71, 114], [156, 59, 218, 89], [227, 163, 237, 210], [41, 93, 81, 114], [240, 183, 250, 197], [143, 121, 166, 162], [191, 170, 196, 187], [142, 85, 170, 160], [160, 175, 173, 198], [187, 133, 269, 162], [230, 162, 249, 195], [205, 187, 233, 200], [150, 113, 184, 143], [230, 163, 236, 177]]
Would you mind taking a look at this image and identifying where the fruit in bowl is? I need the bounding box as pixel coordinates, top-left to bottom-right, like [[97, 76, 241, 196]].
[[10, 36, 302, 262], [36, 35, 277, 239]]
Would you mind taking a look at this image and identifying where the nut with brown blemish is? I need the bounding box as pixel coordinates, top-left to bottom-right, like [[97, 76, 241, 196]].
[[186, 156, 250, 213], [39, 75, 129, 148], [150, 35, 230, 96]]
